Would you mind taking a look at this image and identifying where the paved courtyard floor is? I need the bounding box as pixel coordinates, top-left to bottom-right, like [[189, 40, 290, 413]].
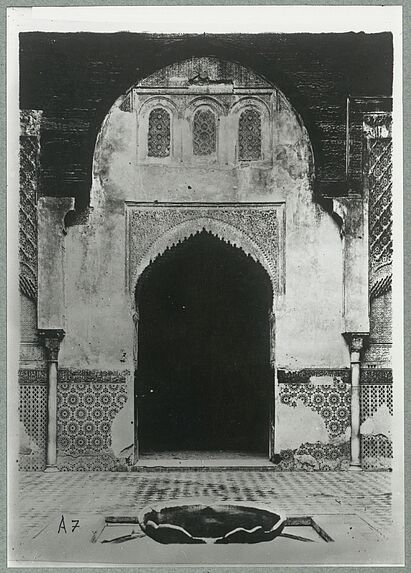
[[9, 469, 402, 566]]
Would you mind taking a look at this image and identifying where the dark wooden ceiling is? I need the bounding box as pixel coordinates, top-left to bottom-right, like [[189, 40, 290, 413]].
[[20, 32, 393, 207]]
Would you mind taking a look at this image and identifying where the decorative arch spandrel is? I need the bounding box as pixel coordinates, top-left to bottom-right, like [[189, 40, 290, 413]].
[[126, 203, 285, 313]]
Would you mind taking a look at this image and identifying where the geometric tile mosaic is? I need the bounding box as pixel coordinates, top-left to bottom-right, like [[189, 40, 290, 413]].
[[279, 377, 351, 439], [56, 372, 128, 471], [361, 434, 393, 471], [19, 383, 47, 471], [360, 384, 393, 424], [276, 373, 352, 471], [273, 441, 350, 472], [360, 383, 393, 471]]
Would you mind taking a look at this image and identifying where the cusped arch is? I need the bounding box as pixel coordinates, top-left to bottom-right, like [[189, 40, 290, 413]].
[[132, 217, 276, 311]]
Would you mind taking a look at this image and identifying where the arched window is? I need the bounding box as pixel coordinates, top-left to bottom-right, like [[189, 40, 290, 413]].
[[147, 108, 171, 157], [193, 109, 216, 156], [238, 108, 262, 161]]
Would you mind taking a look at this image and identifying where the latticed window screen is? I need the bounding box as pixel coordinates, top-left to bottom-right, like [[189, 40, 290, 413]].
[[239, 109, 262, 161], [193, 109, 216, 156], [147, 108, 171, 157]]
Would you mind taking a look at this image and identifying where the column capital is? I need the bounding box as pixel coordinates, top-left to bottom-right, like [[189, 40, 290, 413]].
[[39, 329, 65, 362], [343, 332, 368, 353]]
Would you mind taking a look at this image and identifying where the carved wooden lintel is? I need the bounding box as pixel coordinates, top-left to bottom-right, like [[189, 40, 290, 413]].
[[363, 112, 392, 139]]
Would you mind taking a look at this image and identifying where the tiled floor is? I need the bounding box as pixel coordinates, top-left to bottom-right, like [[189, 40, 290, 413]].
[[14, 470, 393, 541]]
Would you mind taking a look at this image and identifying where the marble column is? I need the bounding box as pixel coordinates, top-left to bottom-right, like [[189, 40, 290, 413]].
[[347, 334, 365, 471], [132, 309, 140, 461], [40, 329, 65, 472], [268, 310, 276, 461]]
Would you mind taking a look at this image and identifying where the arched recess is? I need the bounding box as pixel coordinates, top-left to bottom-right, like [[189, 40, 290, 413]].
[[129, 214, 279, 460], [133, 227, 275, 459], [89, 56, 315, 210], [182, 96, 225, 161], [230, 97, 271, 163], [83, 55, 339, 465], [136, 96, 179, 162]]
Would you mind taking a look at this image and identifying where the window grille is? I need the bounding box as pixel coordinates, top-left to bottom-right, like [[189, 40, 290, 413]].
[[193, 109, 216, 156], [147, 108, 170, 157], [239, 109, 262, 161]]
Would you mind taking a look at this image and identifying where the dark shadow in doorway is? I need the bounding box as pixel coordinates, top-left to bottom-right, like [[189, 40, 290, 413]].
[[136, 230, 272, 455]]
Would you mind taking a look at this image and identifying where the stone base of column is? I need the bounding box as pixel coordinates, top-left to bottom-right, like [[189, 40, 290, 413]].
[[348, 463, 362, 471], [44, 465, 59, 473]]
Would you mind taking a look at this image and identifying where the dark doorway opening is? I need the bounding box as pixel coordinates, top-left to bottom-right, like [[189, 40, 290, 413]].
[[136, 230, 272, 456]]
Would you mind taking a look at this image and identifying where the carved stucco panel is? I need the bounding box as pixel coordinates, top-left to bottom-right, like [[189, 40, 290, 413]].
[[364, 112, 392, 298], [363, 111, 392, 369], [126, 204, 284, 308]]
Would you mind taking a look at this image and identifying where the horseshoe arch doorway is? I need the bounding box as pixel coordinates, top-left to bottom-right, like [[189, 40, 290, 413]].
[[134, 230, 273, 459]]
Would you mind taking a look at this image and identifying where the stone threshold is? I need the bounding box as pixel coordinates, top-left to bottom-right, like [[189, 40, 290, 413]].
[[134, 454, 275, 470]]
